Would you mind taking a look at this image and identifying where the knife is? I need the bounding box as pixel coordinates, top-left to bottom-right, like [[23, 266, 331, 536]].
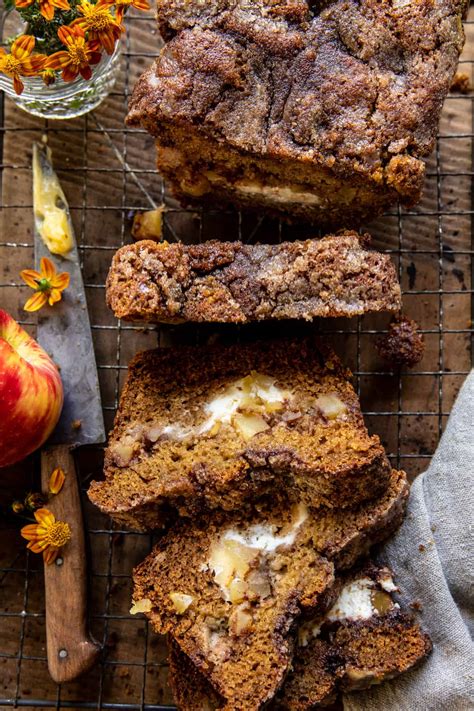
[[32, 142, 105, 683]]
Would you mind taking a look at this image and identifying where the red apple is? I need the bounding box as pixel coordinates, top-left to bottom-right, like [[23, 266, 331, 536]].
[[0, 309, 63, 468]]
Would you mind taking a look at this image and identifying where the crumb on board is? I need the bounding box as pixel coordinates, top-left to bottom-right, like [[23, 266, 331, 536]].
[[132, 207, 165, 241], [451, 71, 472, 94], [376, 316, 425, 369]]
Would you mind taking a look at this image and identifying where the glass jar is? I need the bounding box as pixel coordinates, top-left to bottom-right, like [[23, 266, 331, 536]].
[[0, 48, 121, 119], [0, 8, 121, 119]]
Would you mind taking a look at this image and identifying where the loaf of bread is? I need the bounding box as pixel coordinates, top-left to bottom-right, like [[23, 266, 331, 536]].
[[127, 0, 467, 226], [106, 232, 401, 324], [132, 475, 409, 711], [88, 339, 393, 530], [167, 562, 431, 710]]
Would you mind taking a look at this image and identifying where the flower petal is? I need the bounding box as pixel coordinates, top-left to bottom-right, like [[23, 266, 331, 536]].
[[51, 271, 70, 290], [13, 75, 24, 95], [79, 65, 92, 81], [39, 1, 55, 20], [34, 508, 56, 526], [28, 541, 46, 553], [20, 524, 39, 541], [48, 289, 62, 306], [22, 54, 46, 75], [40, 256, 56, 281], [62, 65, 79, 82], [88, 51, 102, 66], [20, 268, 41, 289], [44, 51, 70, 70], [12, 35, 35, 60], [24, 292, 48, 312], [53, 0, 70, 8], [58, 25, 76, 47], [49, 467, 66, 495], [44, 547, 59, 564]]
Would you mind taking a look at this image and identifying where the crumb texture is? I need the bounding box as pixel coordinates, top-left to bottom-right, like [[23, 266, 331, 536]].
[[106, 232, 401, 324], [127, 0, 467, 224]]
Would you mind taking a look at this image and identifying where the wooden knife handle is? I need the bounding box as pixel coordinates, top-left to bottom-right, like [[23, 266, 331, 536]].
[[41, 444, 100, 683]]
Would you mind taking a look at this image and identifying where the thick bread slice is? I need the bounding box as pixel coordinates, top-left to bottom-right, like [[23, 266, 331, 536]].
[[134, 500, 336, 711], [88, 339, 393, 530], [106, 232, 401, 324], [168, 562, 431, 710], [132, 471, 408, 710]]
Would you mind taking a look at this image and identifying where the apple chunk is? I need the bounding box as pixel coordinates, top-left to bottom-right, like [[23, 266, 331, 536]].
[[0, 309, 63, 468]]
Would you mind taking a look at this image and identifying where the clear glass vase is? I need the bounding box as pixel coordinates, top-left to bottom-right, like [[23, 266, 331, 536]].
[[0, 8, 121, 119], [0, 48, 121, 119]]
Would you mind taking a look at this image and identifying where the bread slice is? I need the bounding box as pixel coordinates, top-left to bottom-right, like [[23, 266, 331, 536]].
[[132, 474, 408, 711], [167, 562, 431, 711], [280, 562, 432, 709], [105, 232, 401, 324], [88, 339, 393, 530]]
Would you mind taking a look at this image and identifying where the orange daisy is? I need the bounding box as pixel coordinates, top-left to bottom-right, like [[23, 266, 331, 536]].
[[72, 0, 123, 55], [45, 25, 102, 82], [0, 35, 45, 95], [21, 508, 71, 565], [20, 256, 70, 312], [15, 0, 71, 22]]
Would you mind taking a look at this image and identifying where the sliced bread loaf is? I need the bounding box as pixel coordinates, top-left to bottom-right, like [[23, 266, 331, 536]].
[[88, 339, 393, 530]]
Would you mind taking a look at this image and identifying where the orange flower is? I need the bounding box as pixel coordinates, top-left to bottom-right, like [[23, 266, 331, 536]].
[[111, 0, 150, 24], [72, 0, 123, 55], [15, 0, 71, 21], [20, 256, 70, 312], [49, 467, 66, 495], [21, 508, 71, 565], [0, 35, 45, 95], [45, 25, 102, 82]]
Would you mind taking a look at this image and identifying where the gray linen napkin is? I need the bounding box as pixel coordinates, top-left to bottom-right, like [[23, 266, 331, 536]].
[[344, 370, 474, 711]]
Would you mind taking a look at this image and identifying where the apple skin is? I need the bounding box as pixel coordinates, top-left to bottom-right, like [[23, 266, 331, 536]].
[[0, 309, 63, 468]]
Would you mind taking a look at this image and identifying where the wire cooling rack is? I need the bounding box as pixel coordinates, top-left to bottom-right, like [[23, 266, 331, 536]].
[[1, 6, 473, 709]]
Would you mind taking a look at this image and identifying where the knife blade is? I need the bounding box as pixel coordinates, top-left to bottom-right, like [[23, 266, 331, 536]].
[[33, 142, 105, 683]]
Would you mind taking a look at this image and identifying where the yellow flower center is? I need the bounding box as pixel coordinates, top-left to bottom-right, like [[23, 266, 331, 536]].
[[84, 7, 114, 30], [45, 521, 71, 548], [68, 45, 88, 67], [2, 55, 21, 77]]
